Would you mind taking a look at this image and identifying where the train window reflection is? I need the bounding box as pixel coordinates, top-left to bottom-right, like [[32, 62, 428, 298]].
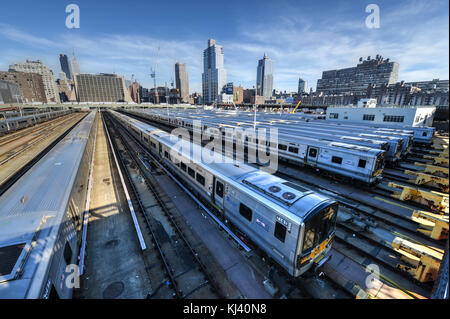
[[239, 203, 252, 222], [216, 181, 224, 198], [358, 159, 367, 168], [274, 222, 287, 243], [308, 148, 317, 157]]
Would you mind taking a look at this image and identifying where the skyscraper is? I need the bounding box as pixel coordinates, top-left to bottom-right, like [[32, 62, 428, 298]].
[[59, 54, 73, 80], [72, 52, 81, 76], [298, 78, 307, 94], [9, 60, 60, 103], [202, 39, 227, 104], [175, 62, 189, 103], [256, 53, 274, 100]]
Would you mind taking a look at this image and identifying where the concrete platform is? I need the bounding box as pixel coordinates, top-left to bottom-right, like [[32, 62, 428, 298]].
[[76, 116, 151, 299]]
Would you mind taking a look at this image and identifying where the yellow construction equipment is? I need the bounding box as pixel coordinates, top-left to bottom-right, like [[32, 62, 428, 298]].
[[414, 162, 449, 178], [392, 237, 444, 283], [290, 100, 301, 114], [412, 210, 449, 240], [423, 155, 449, 167], [404, 170, 449, 192], [388, 182, 449, 213]]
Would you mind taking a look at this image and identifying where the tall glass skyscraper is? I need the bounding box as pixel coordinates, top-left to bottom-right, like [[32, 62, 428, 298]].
[[298, 78, 307, 94], [202, 39, 227, 104], [256, 53, 274, 99], [59, 54, 73, 80]]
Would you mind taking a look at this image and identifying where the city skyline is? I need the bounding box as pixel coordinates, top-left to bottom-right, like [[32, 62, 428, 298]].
[[0, 0, 448, 94]]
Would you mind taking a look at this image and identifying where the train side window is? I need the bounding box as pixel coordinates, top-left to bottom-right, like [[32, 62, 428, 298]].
[[239, 203, 252, 222], [196, 173, 205, 186], [274, 222, 287, 243], [164, 151, 169, 158], [216, 181, 224, 198], [180, 162, 187, 172], [308, 148, 317, 157], [188, 167, 195, 178], [63, 242, 72, 265], [331, 156, 342, 164], [278, 144, 287, 151], [358, 159, 367, 168], [288, 146, 299, 153]]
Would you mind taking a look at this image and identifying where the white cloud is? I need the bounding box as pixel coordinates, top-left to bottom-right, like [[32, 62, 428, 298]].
[[0, 0, 447, 94]]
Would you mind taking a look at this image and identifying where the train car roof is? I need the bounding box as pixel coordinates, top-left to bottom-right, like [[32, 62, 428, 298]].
[[0, 110, 69, 124], [133, 110, 383, 156], [0, 110, 96, 298]]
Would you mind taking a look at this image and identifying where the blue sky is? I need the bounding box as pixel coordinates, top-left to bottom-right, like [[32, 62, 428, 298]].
[[0, 0, 448, 93]]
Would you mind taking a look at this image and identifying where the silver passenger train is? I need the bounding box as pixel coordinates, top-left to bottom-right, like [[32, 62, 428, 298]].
[[127, 108, 412, 156], [110, 110, 338, 278], [178, 111, 404, 163], [314, 119, 435, 144], [0, 109, 72, 135], [0, 111, 97, 299], [269, 120, 413, 155], [217, 118, 400, 163], [206, 115, 413, 157], [122, 109, 385, 184]]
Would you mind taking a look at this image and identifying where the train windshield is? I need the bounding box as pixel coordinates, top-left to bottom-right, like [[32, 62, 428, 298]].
[[373, 152, 384, 173], [302, 203, 338, 254], [397, 139, 404, 153]]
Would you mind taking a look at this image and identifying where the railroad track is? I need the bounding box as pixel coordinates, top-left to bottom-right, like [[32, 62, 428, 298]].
[[0, 113, 72, 147], [104, 112, 225, 299], [0, 113, 87, 197], [0, 114, 80, 166]]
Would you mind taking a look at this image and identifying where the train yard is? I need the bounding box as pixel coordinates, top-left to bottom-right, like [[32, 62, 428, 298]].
[[116, 107, 449, 299], [0, 107, 447, 300]]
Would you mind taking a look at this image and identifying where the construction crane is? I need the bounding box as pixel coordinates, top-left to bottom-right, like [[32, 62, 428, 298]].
[[290, 99, 302, 113], [150, 46, 160, 104]]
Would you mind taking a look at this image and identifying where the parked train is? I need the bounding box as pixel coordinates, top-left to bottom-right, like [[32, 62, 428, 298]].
[[0, 110, 97, 299], [121, 109, 386, 184], [268, 120, 414, 155], [216, 117, 401, 163], [208, 115, 413, 157], [122, 109, 405, 160], [0, 109, 72, 135], [308, 119, 435, 144], [182, 115, 393, 163], [109, 110, 338, 278]]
